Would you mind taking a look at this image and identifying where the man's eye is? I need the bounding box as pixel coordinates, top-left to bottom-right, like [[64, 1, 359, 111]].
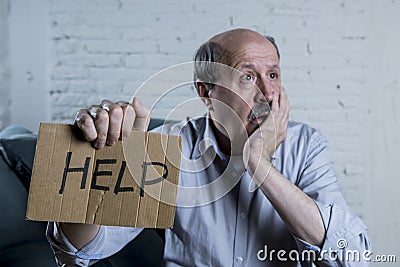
[[269, 73, 278, 79], [241, 74, 254, 82]]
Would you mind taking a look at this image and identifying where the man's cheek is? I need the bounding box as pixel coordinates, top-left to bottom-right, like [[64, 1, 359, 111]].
[[275, 82, 282, 93]]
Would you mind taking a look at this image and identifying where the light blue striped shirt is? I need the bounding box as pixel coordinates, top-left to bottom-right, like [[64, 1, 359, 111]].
[[47, 116, 370, 266]]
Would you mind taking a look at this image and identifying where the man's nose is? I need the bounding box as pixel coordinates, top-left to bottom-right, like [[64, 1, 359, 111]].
[[255, 78, 274, 102]]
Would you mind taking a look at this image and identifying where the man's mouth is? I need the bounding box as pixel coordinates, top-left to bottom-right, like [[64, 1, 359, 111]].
[[248, 102, 271, 121]]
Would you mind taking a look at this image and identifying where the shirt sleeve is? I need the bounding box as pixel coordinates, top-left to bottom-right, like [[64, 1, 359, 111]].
[[292, 129, 371, 266], [46, 222, 143, 266]]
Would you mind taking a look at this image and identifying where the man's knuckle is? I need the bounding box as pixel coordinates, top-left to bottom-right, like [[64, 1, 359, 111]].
[[88, 104, 100, 112], [95, 110, 109, 123], [109, 105, 123, 118], [100, 99, 113, 105], [97, 132, 107, 141], [74, 110, 85, 122], [124, 102, 135, 113], [108, 132, 120, 140], [79, 115, 94, 128], [75, 109, 88, 117]]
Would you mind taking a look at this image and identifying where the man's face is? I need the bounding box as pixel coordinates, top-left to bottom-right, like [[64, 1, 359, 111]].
[[208, 37, 281, 140]]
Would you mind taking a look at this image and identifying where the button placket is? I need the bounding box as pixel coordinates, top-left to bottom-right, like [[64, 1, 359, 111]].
[[233, 173, 252, 266]]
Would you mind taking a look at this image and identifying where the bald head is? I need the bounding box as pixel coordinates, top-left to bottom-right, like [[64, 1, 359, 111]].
[[209, 28, 280, 61], [193, 28, 280, 86], [210, 29, 264, 45]]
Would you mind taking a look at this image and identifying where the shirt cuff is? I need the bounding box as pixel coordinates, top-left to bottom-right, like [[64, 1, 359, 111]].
[[313, 201, 370, 265], [46, 222, 105, 266], [292, 235, 321, 266]]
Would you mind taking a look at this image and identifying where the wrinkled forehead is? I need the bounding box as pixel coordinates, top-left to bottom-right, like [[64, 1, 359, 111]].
[[209, 33, 279, 67]]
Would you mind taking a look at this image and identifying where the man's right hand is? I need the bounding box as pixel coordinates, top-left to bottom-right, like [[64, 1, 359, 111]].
[[60, 97, 150, 250], [73, 97, 151, 149]]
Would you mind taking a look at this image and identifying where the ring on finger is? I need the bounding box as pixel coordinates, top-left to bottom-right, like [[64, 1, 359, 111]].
[[88, 105, 103, 118], [100, 102, 112, 112], [101, 105, 110, 112], [117, 101, 130, 107]]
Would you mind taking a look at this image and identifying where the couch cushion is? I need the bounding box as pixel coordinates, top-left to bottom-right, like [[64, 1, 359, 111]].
[[0, 125, 37, 190], [0, 155, 55, 266]]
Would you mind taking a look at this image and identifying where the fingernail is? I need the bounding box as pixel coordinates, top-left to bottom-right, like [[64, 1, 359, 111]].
[[96, 143, 104, 149], [109, 140, 115, 145]]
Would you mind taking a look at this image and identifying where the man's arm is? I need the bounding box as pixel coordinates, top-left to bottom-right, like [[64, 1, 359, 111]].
[[60, 223, 101, 249], [47, 222, 144, 266], [245, 87, 324, 245], [61, 98, 149, 246], [258, 164, 325, 246], [47, 98, 150, 265], [245, 88, 370, 265]]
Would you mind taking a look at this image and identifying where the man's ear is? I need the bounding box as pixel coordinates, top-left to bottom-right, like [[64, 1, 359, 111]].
[[195, 80, 213, 110]]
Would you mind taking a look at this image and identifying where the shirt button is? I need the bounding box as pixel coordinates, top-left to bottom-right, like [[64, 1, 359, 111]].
[[240, 212, 246, 219], [236, 256, 244, 263]]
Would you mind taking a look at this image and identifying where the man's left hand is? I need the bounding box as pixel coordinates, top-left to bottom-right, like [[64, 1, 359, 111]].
[[243, 86, 290, 180]]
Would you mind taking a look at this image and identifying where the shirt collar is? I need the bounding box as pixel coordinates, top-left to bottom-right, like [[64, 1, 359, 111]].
[[193, 113, 278, 162], [192, 113, 228, 161]]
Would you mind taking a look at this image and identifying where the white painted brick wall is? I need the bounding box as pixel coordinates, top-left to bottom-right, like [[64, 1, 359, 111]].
[[47, 0, 373, 215], [0, 0, 10, 130], [3, 0, 399, 262]]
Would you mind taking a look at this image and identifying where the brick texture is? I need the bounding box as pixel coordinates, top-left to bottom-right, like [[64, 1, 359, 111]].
[[4, 0, 400, 259], [0, 0, 10, 129], [47, 0, 376, 215]]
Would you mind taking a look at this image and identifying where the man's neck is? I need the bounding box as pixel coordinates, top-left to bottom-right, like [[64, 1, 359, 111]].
[[209, 119, 245, 157]]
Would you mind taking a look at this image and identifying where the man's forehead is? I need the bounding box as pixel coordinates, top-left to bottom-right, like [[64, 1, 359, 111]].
[[208, 29, 279, 63], [240, 62, 280, 70], [224, 43, 280, 70], [209, 29, 266, 48]]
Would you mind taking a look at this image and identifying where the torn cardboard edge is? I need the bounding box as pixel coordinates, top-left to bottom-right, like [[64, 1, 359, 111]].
[[26, 123, 181, 228]]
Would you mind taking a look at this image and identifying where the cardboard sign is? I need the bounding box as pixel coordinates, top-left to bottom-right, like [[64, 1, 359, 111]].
[[26, 123, 181, 228]]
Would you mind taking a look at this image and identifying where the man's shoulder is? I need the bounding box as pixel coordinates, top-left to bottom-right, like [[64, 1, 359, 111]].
[[286, 121, 327, 145], [150, 116, 206, 137], [151, 118, 328, 146], [275, 121, 330, 168]]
